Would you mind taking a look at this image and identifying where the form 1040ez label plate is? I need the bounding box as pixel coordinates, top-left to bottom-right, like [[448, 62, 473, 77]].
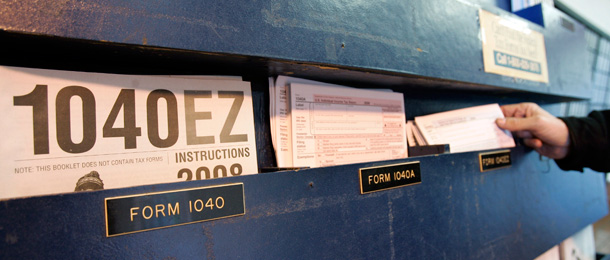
[[479, 150, 512, 172]]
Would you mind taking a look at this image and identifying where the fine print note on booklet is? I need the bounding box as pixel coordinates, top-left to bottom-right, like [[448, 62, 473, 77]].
[[414, 104, 515, 153], [0, 66, 258, 199]]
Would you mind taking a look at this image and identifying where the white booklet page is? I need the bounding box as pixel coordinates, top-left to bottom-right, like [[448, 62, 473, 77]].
[[0, 66, 258, 199]]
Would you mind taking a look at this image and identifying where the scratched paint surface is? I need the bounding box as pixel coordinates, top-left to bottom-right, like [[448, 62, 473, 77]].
[[0, 0, 592, 99], [0, 146, 606, 259]]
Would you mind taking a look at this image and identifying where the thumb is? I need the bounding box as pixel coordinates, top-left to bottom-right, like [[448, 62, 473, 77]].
[[496, 117, 537, 132]]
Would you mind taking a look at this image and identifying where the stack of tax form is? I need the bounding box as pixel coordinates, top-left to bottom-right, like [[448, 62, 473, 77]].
[[407, 104, 515, 153], [0, 66, 258, 199], [269, 76, 408, 168]]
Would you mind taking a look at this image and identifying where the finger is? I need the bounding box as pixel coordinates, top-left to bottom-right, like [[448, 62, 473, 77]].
[[536, 144, 569, 160], [515, 130, 533, 139], [496, 117, 539, 132], [500, 103, 534, 117], [500, 104, 522, 117], [523, 138, 543, 149]]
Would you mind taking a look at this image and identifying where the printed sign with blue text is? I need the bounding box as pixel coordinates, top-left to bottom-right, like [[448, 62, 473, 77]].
[[479, 9, 549, 83]]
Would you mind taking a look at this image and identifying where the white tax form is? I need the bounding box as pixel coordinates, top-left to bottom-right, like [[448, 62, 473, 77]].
[[269, 76, 346, 167], [290, 83, 407, 167], [414, 104, 515, 153]]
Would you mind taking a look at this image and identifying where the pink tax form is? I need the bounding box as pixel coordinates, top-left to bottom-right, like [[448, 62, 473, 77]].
[[414, 104, 515, 153]]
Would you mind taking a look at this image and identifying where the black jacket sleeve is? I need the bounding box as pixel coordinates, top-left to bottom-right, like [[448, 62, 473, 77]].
[[555, 110, 610, 172]]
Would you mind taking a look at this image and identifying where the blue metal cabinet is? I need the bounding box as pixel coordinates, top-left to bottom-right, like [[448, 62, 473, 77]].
[[0, 0, 592, 99], [0, 0, 606, 259], [1, 146, 606, 259]]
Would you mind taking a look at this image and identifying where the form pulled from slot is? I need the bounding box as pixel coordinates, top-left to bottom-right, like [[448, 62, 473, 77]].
[[269, 76, 408, 168], [408, 104, 515, 154]]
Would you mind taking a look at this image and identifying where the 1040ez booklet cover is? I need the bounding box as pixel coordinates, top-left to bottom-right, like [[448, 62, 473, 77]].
[[0, 66, 258, 199]]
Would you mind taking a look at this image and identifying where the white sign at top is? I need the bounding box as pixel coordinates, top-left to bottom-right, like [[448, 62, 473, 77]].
[[479, 9, 550, 83]]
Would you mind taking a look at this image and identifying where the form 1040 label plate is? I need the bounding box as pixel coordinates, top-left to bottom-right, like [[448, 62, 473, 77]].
[[105, 183, 245, 237]]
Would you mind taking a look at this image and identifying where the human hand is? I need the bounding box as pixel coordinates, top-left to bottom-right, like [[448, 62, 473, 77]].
[[495, 102, 570, 159]]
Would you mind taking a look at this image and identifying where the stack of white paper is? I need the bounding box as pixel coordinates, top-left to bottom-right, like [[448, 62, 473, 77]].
[[270, 76, 408, 168], [409, 104, 515, 153], [0, 66, 258, 199], [406, 120, 428, 147]]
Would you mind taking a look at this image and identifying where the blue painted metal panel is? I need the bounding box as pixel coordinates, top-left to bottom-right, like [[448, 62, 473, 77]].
[[0, 146, 607, 259], [0, 0, 593, 99], [515, 4, 545, 27], [541, 4, 593, 98], [0, 1, 605, 259]]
